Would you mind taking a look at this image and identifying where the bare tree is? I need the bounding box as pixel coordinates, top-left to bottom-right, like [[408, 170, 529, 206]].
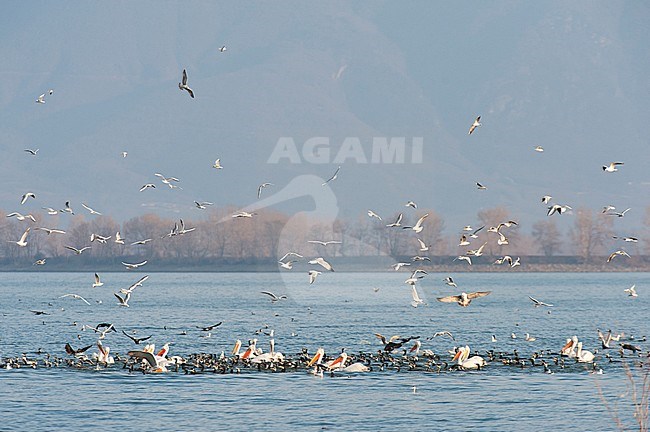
[[569, 208, 613, 262], [532, 219, 563, 256]]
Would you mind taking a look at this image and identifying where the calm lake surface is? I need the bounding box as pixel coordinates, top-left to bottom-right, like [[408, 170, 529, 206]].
[[1, 272, 648, 431]]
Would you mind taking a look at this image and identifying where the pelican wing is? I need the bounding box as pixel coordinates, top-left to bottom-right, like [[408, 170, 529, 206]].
[[128, 350, 158, 368]]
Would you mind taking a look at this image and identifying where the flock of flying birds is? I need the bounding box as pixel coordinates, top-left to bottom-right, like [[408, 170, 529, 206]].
[[3, 48, 645, 376]]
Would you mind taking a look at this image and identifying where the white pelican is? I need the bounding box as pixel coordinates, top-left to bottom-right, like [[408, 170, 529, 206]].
[[453, 346, 486, 369], [602, 162, 623, 172], [128, 344, 171, 372], [232, 340, 242, 357], [178, 69, 194, 98], [9, 227, 30, 247], [468, 116, 481, 135], [240, 340, 258, 360], [560, 337, 577, 357], [95, 341, 114, 365], [403, 213, 428, 233], [92, 273, 103, 288], [437, 291, 491, 307], [321, 166, 340, 186], [251, 339, 284, 363], [20, 192, 36, 205], [309, 257, 334, 271], [576, 342, 595, 363]]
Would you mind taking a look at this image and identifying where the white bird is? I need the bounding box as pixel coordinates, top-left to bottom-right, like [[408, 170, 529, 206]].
[[392, 262, 411, 271], [405, 201, 418, 209], [115, 232, 125, 245], [386, 213, 403, 227], [279, 252, 303, 261], [525, 333, 536, 342], [59, 293, 91, 305], [24, 148, 39, 155], [528, 296, 553, 307], [476, 182, 487, 190], [114, 291, 131, 307], [367, 210, 382, 220], [454, 255, 472, 265], [410, 286, 425, 308], [453, 346, 486, 369], [213, 159, 223, 169], [308, 240, 341, 246], [322, 166, 340, 186], [122, 260, 147, 270], [443, 277, 457, 288], [6, 212, 36, 222], [9, 227, 30, 247], [602, 205, 616, 214], [467, 242, 487, 257], [260, 291, 287, 303], [624, 285, 637, 297], [609, 208, 631, 218], [120, 275, 149, 295], [541, 195, 552, 204], [534, 146, 544, 152], [403, 213, 429, 233], [194, 201, 214, 209], [90, 233, 111, 244], [576, 342, 595, 363], [122, 151, 128, 158], [278, 260, 296, 270], [416, 238, 430, 252], [547, 204, 572, 216], [232, 211, 256, 218], [468, 116, 481, 135], [61, 201, 74, 215], [64, 245, 91, 255], [131, 238, 152, 246], [42, 207, 59, 215], [36, 94, 46, 104], [140, 183, 156, 192], [178, 69, 194, 98], [219, 45, 227, 52], [437, 291, 491, 307], [257, 183, 274, 199], [602, 162, 624, 173], [81, 203, 102, 215], [21, 192, 36, 204], [612, 236, 638, 243], [308, 270, 321, 285], [607, 250, 630, 263], [309, 257, 334, 271], [92, 273, 103, 288], [458, 235, 471, 246]]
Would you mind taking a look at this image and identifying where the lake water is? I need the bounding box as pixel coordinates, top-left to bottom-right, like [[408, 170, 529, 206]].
[[0, 271, 648, 431]]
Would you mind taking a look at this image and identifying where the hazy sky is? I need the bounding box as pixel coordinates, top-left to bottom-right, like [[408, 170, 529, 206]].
[[1, 1, 649, 234]]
